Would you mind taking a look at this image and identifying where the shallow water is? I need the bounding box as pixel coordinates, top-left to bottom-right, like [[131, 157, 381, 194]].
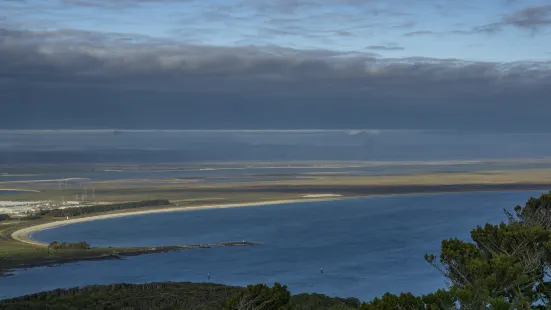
[[0, 190, 29, 195], [0, 191, 543, 300]]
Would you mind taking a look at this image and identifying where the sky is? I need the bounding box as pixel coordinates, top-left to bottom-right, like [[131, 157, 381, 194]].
[[1, 0, 551, 131]]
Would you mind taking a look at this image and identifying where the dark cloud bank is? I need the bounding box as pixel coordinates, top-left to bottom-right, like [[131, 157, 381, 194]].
[[1, 27, 550, 131]]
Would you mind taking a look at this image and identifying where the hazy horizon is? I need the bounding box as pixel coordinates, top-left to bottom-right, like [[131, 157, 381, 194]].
[[3, 129, 551, 164]]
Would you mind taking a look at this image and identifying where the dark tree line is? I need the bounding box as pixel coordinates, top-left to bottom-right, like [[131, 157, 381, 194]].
[[0, 213, 10, 221], [43, 199, 170, 217], [0, 282, 361, 310], [48, 241, 90, 250], [19, 215, 42, 220]]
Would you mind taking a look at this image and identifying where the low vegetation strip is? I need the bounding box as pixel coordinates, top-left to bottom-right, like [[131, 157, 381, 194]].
[[48, 241, 90, 250], [0, 282, 361, 310], [0, 242, 257, 277], [45, 199, 170, 217]]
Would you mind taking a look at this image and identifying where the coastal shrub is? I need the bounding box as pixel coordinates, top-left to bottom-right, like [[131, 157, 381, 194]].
[[291, 294, 361, 309], [352, 192, 551, 309], [224, 283, 291, 310], [48, 241, 90, 250], [421, 192, 551, 309], [48, 199, 170, 217], [0, 282, 358, 310], [356, 290, 456, 309], [0, 213, 10, 221], [20, 215, 42, 220]]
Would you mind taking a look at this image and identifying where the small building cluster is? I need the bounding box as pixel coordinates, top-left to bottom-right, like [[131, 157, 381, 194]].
[[0, 200, 87, 218]]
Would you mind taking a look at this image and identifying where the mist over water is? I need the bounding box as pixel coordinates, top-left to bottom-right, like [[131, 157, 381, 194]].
[[2, 130, 551, 164]]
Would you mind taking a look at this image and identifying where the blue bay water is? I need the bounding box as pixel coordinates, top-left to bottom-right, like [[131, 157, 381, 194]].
[[0, 190, 28, 195], [0, 191, 543, 300]]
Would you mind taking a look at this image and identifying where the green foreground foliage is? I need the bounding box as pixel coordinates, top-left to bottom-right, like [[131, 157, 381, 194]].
[[0, 282, 361, 310], [361, 192, 551, 309], [4, 193, 551, 309]]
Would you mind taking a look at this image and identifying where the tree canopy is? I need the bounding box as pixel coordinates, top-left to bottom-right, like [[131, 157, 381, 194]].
[[378, 192, 551, 309], [46, 199, 170, 217], [48, 241, 91, 250]]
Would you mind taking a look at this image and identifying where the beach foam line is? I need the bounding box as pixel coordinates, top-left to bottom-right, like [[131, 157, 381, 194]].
[[11, 198, 344, 247], [302, 194, 342, 198]]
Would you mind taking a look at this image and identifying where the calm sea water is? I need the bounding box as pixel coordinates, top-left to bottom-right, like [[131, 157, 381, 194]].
[[0, 190, 28, 195], [0, 191, 542, 300], [3, 130, 551, 164]]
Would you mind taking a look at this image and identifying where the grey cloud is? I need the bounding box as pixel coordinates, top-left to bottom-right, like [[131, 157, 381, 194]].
[[470, 5, 551, 34], [408, 23, 501, 37], [391, 21, 416, 29], [62, 0, 120, 7], [1, 0, 412, 42], [503, 5, 551, 28], [2, 27, 550, 93], [366, 45, 405, 51], [403, 30, 435, 37], [61, 0, 191, 7], [236, 0, 332, 14], [404, 4, 551, 37], [335, 30, 354, 36], [471, 23, 504, 34], [61, 0, 352, 13], [2, 27, 551, 131], [229, 0, 407, 16]]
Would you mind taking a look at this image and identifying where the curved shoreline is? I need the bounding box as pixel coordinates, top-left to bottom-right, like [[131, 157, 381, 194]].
[[11, 198, 342, 247], [11, 186, 551, 247]]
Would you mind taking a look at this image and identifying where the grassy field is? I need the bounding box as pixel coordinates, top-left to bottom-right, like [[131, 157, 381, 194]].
[[3, 168, 551, 202], [0, 205, 258, 277], [0, 214, 167, 276], [0, 191, 328, 277]]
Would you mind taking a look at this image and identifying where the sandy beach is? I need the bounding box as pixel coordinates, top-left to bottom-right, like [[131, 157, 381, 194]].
[[11, 184, 551, 247], [11, 198, 342, 247]]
